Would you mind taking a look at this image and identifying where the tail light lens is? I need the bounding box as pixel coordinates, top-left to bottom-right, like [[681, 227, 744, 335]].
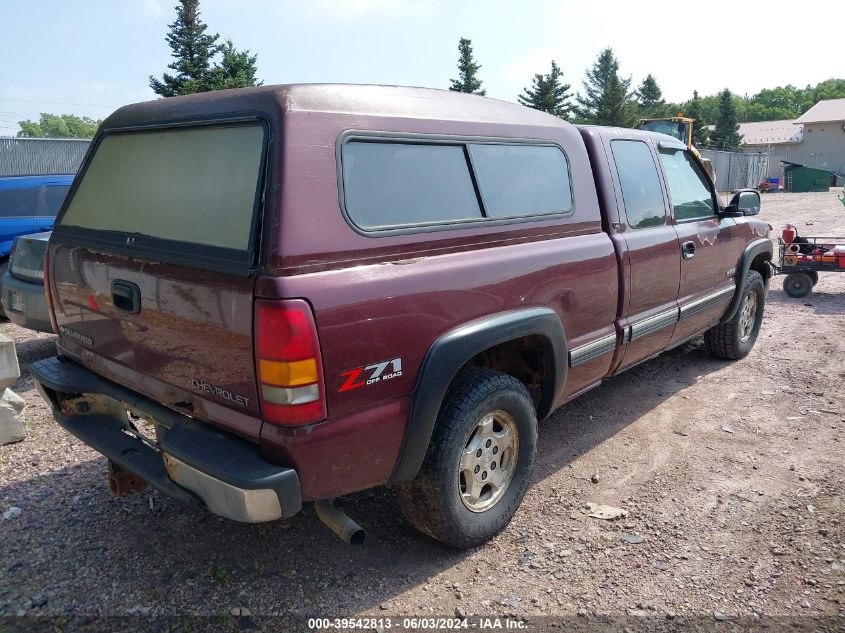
[[43, 248, 59, 334], [254, 299, 326, 426]]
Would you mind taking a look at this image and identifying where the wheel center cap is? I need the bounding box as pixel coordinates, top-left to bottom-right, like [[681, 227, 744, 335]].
[[479, 448, 494, 470]]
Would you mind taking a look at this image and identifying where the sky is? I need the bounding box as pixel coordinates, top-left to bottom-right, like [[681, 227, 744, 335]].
[[0, 0, 841, 136]]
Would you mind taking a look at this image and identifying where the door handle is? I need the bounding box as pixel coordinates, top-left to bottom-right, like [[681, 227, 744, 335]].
[[111, 280, 142, 314], [682, 241, 696, 260]]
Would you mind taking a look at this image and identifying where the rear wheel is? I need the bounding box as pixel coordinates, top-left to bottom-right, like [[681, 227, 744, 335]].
[[397, 368, 537, 549], [783, 272, 813, 298], [704, 270, 766, 360]]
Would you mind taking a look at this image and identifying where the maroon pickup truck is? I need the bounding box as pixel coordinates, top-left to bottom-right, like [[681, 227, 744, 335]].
[[31, 85, 773, 548]]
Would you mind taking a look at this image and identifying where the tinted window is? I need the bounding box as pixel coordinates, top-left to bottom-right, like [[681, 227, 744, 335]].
[[342, 141, 482, 229], [611, 140, 666, 229], [60, 124, 265, 250], [42, 185, 70, 215], [469, 144, 572, 218], [0, 187, 40, 217], [658, 149, 716, 221]]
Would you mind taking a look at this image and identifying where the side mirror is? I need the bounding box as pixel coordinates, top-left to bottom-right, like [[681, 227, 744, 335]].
[[725, 189, 761, 216]]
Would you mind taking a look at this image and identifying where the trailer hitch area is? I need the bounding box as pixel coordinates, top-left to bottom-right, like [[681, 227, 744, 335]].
[[60, 394, 130, 419], [107, 460, 148, 496]]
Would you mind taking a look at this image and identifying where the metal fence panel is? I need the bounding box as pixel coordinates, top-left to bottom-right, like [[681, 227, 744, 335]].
[[0, 137, 90, 176], [700, 149, 768, 192]]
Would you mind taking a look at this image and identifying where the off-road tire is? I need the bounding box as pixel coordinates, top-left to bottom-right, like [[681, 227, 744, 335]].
[[783, 272, 813, 298], [397, 367, 537, 549], [704, 270, 766, 360]]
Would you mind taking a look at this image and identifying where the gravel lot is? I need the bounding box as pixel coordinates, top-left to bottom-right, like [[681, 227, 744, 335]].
[[1, 190, 843, 629]]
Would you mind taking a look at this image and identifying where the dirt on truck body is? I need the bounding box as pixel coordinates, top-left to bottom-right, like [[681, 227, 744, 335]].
[[32, 84, 772, 548]]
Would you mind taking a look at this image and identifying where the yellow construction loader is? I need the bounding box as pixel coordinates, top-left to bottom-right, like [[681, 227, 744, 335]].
[[638, 115, 715, 181]]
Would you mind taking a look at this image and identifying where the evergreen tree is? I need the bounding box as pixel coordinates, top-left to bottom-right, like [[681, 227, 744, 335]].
[[686, 90, 710, 148], [208, 39, 262, 90], [576, 48, 634, 126], [517, 61, 573, 120], [635, 73, 665, 117], [449, 38, 485, 95], [712, 88, 742, 149], [149, 0, 220, 96]]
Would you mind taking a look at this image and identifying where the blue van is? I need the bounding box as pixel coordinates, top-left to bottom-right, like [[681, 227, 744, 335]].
[[0, 174, 73, 317], [0, 174, 73, 257]]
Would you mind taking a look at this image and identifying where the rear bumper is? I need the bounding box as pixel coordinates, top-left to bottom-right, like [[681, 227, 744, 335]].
[[30, 356, 302, 523], [1, 270, 53, 333]]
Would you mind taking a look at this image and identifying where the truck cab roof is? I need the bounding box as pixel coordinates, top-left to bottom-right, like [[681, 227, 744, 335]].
[[577, 124, 688, 148]]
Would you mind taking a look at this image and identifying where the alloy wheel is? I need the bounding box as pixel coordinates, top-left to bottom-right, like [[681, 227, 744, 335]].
[[458, 410, 519, 513]]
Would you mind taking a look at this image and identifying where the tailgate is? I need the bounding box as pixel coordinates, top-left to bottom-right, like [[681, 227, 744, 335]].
[[48, 121, 267, 439]]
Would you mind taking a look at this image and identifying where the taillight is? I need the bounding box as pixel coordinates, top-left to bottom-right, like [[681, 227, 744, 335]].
[[254, 299, 326, 426], [43, 248, 59, 334]]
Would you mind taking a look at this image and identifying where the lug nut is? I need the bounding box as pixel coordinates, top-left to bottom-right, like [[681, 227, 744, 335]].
[[474, 465, 480, 474], [476, 449, 482, 458], [486, 439, 492, 448], [490, 462, 496, 470], [492, 446, 498, 455], [481, 471, 487, 480]]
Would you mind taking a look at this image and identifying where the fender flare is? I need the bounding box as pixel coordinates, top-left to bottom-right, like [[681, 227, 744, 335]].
[[389, 307, 567, 483], [721, 238, 773, 324]]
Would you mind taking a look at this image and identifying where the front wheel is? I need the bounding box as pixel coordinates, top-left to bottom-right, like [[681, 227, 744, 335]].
[[704, 270, 766, 360], [397, 368, 537, 549]]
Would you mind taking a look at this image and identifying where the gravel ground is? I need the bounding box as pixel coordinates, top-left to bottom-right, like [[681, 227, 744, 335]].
[[0, 190, 843, 629]]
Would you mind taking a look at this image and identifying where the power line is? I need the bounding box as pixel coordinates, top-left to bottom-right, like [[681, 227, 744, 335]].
[[0, 98, 116, 109], [0, 112, 44, 118]]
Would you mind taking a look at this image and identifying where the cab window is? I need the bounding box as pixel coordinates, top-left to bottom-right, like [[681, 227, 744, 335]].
[[611, 140, 666, 229], [658, 148, 716, 222]]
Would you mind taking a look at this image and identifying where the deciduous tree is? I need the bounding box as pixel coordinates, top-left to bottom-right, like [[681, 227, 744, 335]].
[[17, 114, 101, 139]]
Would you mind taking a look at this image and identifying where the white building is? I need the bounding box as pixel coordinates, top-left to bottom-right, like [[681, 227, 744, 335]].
[[738, 120, 803, 179], [739, 98, 845, 180], [791, 98, 845, 177]]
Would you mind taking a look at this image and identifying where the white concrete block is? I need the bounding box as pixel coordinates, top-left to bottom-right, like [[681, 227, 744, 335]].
[[0, 334, 20, 391], [0, 401, 25, 445], [2, 388, 25, 414]]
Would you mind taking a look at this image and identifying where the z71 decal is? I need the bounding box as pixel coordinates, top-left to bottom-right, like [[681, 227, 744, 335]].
[[338, 357, 403, 392]]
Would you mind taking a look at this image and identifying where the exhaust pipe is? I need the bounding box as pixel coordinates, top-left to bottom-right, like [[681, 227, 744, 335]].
[[315, 499, 366, 546]]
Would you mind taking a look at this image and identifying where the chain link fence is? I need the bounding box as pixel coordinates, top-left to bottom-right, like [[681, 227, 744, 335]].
[[0, 137, 90, 176], [700, 149, 768, 193]]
